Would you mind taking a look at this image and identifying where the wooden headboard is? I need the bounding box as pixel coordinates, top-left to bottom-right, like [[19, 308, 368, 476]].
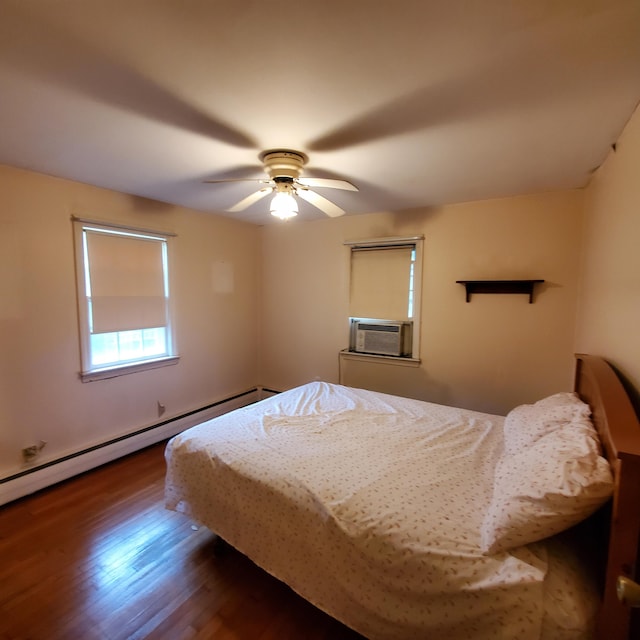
[[574, 354, 640, 640]]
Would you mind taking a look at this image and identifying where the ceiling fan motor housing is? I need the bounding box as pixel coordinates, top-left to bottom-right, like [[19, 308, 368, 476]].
[[259, 149, 308, 180]]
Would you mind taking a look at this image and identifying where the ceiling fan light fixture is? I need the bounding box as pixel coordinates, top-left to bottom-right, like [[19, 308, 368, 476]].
[[270, 191, 298, 220], [207, 149, 357, 220]]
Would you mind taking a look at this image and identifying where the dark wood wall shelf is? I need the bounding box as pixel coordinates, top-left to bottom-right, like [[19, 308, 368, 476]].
[[456, 279, 545, 303]]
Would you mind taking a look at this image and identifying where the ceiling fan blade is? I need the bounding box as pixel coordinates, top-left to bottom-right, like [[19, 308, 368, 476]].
[[228, 188, 272, 212], [204, 178, 271, 185], [297, 177, 358, 191], [297, 189, 345, 218]]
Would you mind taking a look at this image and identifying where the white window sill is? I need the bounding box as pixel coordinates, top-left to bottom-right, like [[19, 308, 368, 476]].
[[339, 349, 421, 367], [80, 356, 180, 382]]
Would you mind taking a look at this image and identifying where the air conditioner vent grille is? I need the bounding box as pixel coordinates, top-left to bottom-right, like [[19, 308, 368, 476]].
[[349, 319, 413, 357]]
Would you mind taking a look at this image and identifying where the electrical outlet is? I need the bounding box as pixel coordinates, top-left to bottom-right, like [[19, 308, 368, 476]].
[[22, 440, 46, 464], [22, 446, 38, 462]]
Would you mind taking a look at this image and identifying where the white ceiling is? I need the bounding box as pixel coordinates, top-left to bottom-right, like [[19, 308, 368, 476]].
[[1, 0, 639, 225]]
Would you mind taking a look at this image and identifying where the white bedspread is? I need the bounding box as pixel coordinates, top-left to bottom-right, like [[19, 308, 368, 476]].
[[165, 382, 596, 640]]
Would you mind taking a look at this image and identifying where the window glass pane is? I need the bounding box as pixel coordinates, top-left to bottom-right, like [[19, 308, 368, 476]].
[[142, 327, 166, 357], [89, 327, 168, 368], [408, 248, 416, 317], [90, 333, 119, 366], [118, 330, 144, 360]]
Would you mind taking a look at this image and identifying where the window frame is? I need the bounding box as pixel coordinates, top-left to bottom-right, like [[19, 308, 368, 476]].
[[72, 216, 179, 382], [345, 235, 424, 360]]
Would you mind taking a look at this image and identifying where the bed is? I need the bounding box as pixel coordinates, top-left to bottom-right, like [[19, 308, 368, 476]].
[[165, 355, 640, 639]]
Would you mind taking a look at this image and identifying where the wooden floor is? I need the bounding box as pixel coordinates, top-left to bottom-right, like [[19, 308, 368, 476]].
[[0, 442, 365, 640]]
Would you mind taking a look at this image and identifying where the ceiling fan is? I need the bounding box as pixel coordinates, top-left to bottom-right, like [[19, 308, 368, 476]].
[[204, 149, 358, 220]]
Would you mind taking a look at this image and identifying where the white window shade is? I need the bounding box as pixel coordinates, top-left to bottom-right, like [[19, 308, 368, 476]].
[[86, 230, 167, 334], [349, 246, 413, 320]]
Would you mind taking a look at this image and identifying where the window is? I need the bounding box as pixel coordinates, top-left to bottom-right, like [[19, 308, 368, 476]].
[[73, 217, 178, 381], [346, 236, 423, 358]]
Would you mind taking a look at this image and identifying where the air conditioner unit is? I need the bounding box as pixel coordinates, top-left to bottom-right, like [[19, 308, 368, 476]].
[[349, 319, 413, 357]]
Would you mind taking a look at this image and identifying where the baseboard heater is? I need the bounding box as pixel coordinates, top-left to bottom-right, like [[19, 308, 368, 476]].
[[0, 387, 261, 506]]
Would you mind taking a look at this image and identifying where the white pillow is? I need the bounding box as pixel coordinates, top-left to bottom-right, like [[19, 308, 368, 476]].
[[503, 392, 593, 456], [481, 424, 613, 554]]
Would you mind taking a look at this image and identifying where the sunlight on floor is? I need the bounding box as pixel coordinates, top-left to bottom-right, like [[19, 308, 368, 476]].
[[89, 508, 175, 590]]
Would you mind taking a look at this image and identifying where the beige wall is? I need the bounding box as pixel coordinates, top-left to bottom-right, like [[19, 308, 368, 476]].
[[0, 165, 260, 477], [260, 191, 584, 415], [576, 104, 640, 408]]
